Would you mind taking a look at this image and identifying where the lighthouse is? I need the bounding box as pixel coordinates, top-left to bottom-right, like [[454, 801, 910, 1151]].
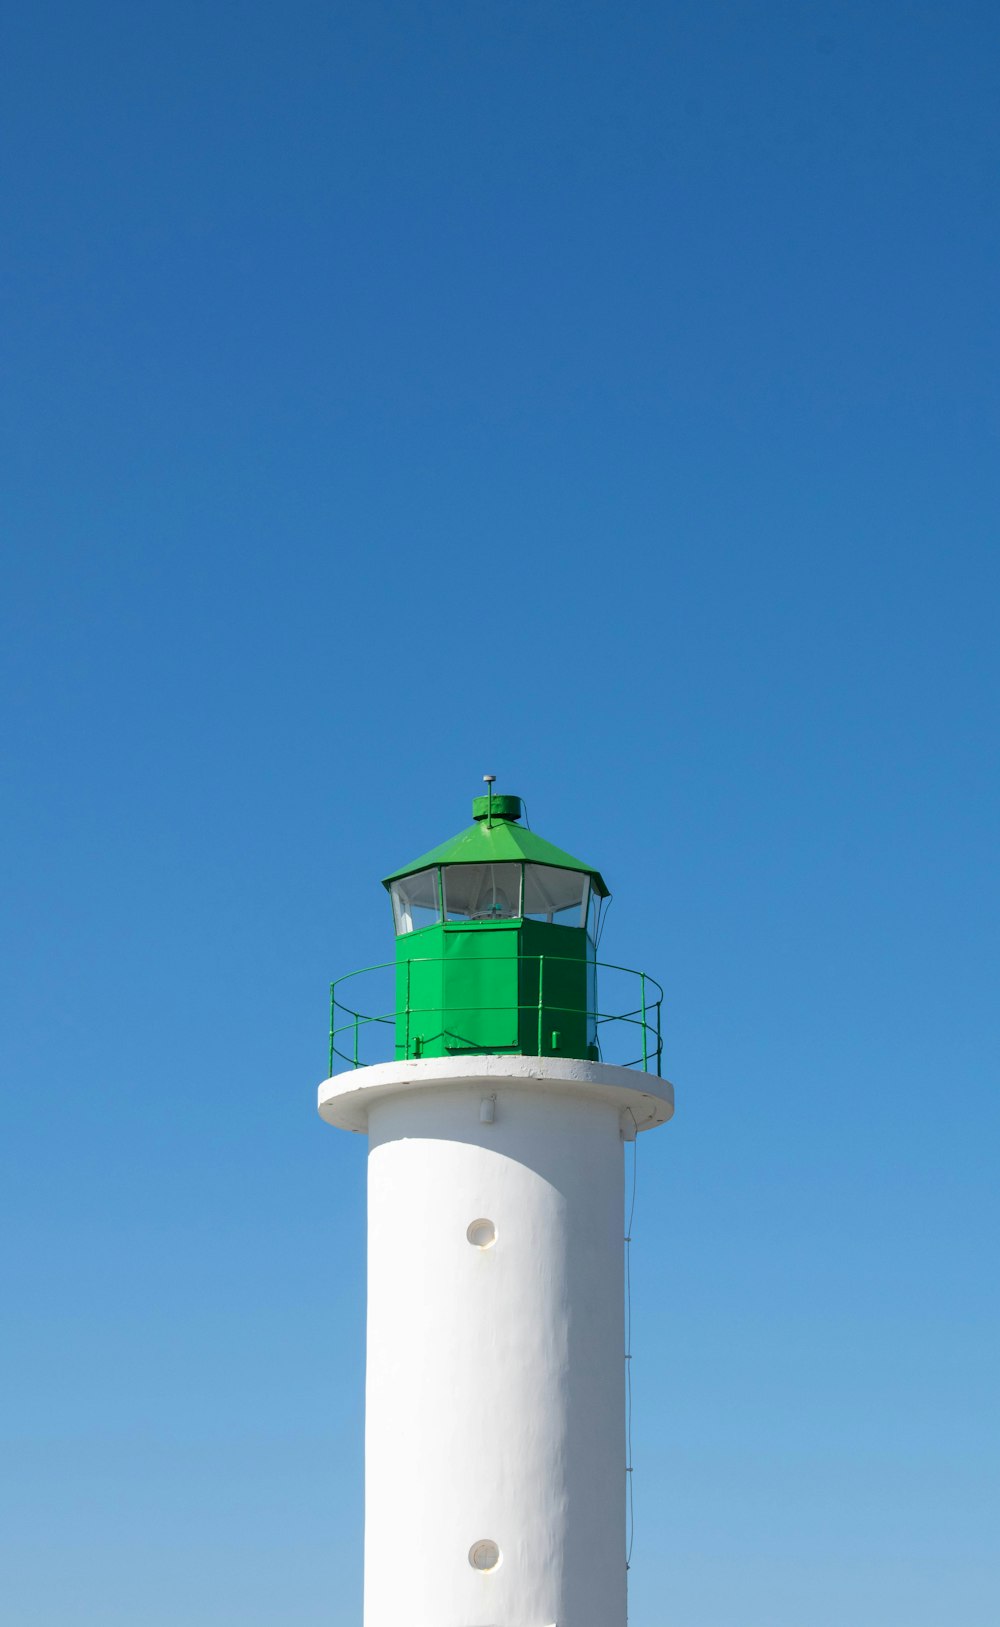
[[319, 786, 673, 1627]]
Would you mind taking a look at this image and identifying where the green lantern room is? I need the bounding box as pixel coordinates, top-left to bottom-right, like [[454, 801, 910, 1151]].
[[382, 787, 609, 1063]]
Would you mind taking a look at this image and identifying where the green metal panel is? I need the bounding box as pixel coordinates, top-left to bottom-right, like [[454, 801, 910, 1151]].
[[394, 923, 446, 1059], [442, 926, 520, 1052], [517, 919, 596, 1061], [393, 922, 522, 1058]]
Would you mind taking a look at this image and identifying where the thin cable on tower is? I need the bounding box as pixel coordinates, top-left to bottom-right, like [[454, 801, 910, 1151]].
[[624, 1105, 639, 1619], [596, 894, 613, 949]]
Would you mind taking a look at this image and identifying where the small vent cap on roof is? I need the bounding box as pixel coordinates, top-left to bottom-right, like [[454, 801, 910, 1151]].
[[472, 793, 522, 823]]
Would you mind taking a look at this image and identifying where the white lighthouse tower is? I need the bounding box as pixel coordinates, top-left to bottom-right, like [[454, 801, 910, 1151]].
[[319, 788, 673, 1627]]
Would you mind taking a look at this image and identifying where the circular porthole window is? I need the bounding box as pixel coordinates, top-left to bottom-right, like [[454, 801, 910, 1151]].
[[469, 1538, 501, 1572], [466, 1218, 497, 1249]]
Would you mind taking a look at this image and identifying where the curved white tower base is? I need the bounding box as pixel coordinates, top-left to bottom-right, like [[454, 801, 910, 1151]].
[[319, 1058, 673, 1627]]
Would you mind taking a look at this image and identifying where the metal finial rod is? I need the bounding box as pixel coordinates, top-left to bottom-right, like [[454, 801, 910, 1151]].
[[483, 774, 495, 827]]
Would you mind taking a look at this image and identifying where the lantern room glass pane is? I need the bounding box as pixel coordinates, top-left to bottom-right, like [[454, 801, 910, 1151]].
[[523, 865, 589, 927], [443, 863, 522, 922], [390, 868, 441, 934]]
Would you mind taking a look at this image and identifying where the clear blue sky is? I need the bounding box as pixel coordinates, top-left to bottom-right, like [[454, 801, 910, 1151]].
[[2, 3, 998, 1623]]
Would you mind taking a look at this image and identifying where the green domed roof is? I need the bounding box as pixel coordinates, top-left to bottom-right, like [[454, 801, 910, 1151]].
[[382, 795, 610, 897]]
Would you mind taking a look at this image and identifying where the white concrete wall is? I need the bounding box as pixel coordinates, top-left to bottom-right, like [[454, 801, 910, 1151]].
[[363, 1080, 626, 1627]]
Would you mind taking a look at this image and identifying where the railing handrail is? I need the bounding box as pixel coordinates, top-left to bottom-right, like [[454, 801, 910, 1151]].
[[326, 953, 663, 1078], [331, 954, 663, 1008]]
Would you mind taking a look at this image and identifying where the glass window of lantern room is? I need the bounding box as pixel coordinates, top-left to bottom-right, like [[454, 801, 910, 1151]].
[[390, 868, 442, 934], [443, 863, 522, 921], [523, 865, 589, 927]]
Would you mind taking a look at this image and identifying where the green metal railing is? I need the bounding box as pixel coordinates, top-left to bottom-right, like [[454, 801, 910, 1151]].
[[327, 955, 664, 1077]]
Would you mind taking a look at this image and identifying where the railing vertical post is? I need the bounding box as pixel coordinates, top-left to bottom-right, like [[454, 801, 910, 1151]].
[[657, 994, 662, 1077], [640, 973, 648, 1071], [537, 956, 544, 1056], [329, 983, 335, 1077], [406, 957, 411, 1060], [353, 1012, 359, 1070]]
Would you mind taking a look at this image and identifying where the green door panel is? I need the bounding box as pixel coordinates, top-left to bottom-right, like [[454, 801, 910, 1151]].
[[443, 927, 519, 1051], [517, 920, 596, 1060]]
